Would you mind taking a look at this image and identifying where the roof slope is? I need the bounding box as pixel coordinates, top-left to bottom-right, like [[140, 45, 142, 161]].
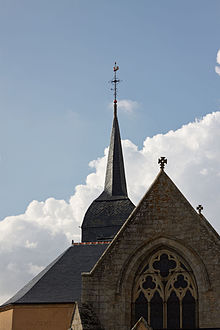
[[2, 243, 108, 306], [82, 198, 135, 242]]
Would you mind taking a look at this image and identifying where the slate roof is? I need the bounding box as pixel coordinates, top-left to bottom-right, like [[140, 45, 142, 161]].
[[82, 104, 135, 242], [99, 103, 128, 200], [82, 198, 135, 242], [2, 243, 109, 306]]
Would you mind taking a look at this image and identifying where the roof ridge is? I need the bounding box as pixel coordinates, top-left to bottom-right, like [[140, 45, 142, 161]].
[[72, 241, 111, 246]]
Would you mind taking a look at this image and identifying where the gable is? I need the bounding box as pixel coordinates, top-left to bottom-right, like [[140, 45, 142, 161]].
[[131, 317, 152, 330], [81, 169, 220, 329], [84, 170, 220, 278]]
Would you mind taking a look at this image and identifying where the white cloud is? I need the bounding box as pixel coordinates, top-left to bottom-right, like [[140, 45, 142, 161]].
[[109, 99, 139, 114], [200, 168, 208, 176], [215, 65, 220, 76], [217, 49, 220, 65], [1, 111, 220, 303], [28, 263, 44, 276], [25, 240, 38, 249], [215, 49, 220, 75]]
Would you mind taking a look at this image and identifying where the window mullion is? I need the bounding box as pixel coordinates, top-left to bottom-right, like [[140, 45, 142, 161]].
[[164, 300, 167, 328], [180, 299, 183, 329]]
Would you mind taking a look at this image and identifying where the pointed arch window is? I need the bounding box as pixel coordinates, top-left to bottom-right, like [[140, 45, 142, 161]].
[[133, 250, 197, 329]]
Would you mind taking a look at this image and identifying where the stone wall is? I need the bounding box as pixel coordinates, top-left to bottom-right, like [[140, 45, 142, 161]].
[[82, 171, 220, 330], [71, 303, 104, 330]]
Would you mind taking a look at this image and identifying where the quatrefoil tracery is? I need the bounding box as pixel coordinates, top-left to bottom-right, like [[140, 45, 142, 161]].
[[134, 250, 197, 303]]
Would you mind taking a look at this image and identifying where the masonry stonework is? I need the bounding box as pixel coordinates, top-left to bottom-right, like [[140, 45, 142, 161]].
[[82, 170, 220, 330]]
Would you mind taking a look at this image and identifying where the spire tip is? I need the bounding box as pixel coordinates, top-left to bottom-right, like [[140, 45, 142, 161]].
[[111, 62, 120, 104]]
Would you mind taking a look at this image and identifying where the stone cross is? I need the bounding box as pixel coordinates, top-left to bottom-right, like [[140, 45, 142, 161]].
[[196, 204, 203, 215], [158, 157, 167, 170]]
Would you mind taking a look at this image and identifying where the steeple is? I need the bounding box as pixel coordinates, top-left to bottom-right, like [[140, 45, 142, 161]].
[[81, 63, 135, 242], [98, 67, 127, 199], [102, 105, 128, 198]]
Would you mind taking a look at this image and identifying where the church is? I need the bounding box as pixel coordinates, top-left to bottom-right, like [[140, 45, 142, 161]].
[[0, 65, 220, 330]]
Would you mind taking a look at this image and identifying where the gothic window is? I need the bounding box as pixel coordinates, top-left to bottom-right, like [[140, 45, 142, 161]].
[[133, 250, 197, 329]]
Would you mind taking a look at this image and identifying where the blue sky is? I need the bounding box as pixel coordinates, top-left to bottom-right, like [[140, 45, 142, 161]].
[[2, 0, 220, 303], [0, 0, 219, 220]]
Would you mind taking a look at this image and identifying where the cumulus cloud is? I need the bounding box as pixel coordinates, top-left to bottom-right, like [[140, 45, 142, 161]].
[[217, 49, 220, 64], [28, 263, 44, 276], [1, 111, 220, 303], [215, 66, 220, 76], [215, 49, 220, 75], [109, 99, 139, 114]]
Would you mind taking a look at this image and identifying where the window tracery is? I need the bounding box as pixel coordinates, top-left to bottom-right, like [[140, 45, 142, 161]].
[[133, 250, 197, 329]]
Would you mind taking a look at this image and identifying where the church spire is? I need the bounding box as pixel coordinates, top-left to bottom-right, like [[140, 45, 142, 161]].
[[81, 63, 135, 242], [98, 62, 128, 200]]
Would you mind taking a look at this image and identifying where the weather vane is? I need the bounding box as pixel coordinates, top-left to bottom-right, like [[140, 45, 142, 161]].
[[111, 62, 120, 106]]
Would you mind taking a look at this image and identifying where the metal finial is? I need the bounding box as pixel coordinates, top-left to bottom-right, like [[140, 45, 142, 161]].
[[111, 62, 120, 114], [196, 204, 203, 215], [158, 157, 167, 170]]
